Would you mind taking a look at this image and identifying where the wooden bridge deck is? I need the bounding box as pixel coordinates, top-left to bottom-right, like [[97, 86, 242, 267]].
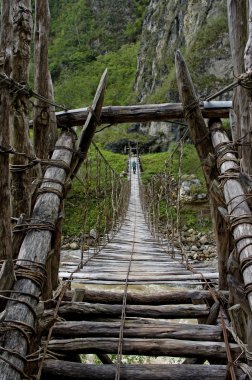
[[42, 159, 243, 379]]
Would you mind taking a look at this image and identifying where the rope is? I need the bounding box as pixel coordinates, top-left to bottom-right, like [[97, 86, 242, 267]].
[[115, 158, 135, 380], [0, 73, 67, 110]]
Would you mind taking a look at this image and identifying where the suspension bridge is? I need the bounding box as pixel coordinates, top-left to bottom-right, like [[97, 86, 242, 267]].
[[41, 157, 242, 380], [0, 53, 252, 380]]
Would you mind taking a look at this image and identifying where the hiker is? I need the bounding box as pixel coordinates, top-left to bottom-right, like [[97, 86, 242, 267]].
[[132, 160, 137, 174]]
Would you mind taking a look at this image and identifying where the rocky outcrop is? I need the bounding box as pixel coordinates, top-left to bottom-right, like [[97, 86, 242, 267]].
[[134, 0, 231, 144]]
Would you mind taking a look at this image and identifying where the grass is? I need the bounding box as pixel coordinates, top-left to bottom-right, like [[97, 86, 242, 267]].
[[63, 146, 127, 237]]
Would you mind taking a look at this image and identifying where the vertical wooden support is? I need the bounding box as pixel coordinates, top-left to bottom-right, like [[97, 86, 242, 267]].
[[228, 0, 252, 173], [11, 0, 35, 219], [175, 50, 230, 289], [0, 0, 15, 295], [210, 119, 252, 365], [34, 0, 56, 159], [0, 1, 13, 261]]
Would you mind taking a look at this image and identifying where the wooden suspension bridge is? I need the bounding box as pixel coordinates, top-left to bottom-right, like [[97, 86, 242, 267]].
[[41, 157, 243, 379], [0, 48, 252, 380]]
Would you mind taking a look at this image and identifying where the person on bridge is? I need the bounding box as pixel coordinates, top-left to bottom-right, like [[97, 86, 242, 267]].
[[132, 160, 137, 174]]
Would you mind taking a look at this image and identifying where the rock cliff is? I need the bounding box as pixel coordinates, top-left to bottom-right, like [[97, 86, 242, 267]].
[[133, 0, 231, 148]]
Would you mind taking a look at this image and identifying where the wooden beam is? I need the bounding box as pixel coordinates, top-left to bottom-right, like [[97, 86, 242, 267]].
[[45, 302, 209, 320], [41, 362, 245, 380], [55, 102, 231, 127], [67, 288, 229, 305], [52, 320, 223, 341], [69, 68, 107, 179], [47, 337, 241, 360]]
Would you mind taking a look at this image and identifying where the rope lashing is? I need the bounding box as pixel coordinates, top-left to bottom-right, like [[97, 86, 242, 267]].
[[0, 73, 67, 110]]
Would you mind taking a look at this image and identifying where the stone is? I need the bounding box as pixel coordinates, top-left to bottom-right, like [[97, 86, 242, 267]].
[[199, 235, 208, 245], [69, 242, 78, 250]]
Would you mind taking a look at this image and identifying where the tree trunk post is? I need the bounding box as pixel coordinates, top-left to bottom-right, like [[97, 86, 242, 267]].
[[228, 0, 252, 173], [175, 50, 230, 289], [0, 0, 16, 298], [33, 0, 55, 159], [11, 0, 36, 220]]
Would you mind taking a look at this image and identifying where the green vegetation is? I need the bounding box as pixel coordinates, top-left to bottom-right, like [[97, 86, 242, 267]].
[[140, 144, 211, 233], [140, 143, 205, 185], [48, 0, 148, 108], [63, 146, 127, 237], [53, 43, 140, 109]]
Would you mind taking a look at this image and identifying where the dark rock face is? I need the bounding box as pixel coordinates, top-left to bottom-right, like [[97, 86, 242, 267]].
[[135, 0, 231, 102]]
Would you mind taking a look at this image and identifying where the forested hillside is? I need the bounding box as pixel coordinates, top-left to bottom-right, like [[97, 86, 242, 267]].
[[48, 0, 148, 108]]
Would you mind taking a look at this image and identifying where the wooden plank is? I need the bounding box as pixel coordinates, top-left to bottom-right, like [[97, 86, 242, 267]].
[[66, 288, 228, 305], [45, 302, 209, 319], [47, 337, 241, 359], [59, 272, 218, 281], [41, 362, 245, 380], [52, 320, 223, 341], [55, 102, 231, 127]]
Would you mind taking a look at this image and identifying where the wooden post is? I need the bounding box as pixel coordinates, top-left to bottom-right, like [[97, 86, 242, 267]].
[[0, 131, 75, 379], [0, 0, 15, 296], [175, 50, 230, 289], [228, 0, 252, 173], [70, 69, 107, 178], [34, 0, 56, 159], [210, 119, 252, 366], [10, 0, 36, 219], [0, 1, 13, 261]]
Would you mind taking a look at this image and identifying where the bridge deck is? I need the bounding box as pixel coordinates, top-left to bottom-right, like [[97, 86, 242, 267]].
[[42, 159, 243, 379]]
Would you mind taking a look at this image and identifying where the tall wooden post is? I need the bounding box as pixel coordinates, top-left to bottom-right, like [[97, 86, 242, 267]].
[[0, 1, 13, 263], [175, 50, 230, 289], [0, 0, 16, 298], [227, 0, 252, 173], [11, 0, 35, 218], [34, 0, 57, 159]]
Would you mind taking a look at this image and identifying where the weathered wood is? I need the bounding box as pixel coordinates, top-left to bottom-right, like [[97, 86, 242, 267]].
[[33, 0, 54, 159], [52, 320, 223, 341], [70, 69, 107, 179], [55, 102, 231, 128], [41, 362, 245, 380], [0, 132, 75, 380], [228, 0, 252, 172], [59, 271, 218, 282], [210, 119, 252, 312], [69, 288, 228, 305], [0, 0, 13, 264], [0, 72, 107, 379], [11, 0, 35, 218], [175, 50, 230, 290], [229, 304, 247, 342], [46, 302, 209, 320], [47, 337, 241, 359], [243, 0, 252, 174]]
